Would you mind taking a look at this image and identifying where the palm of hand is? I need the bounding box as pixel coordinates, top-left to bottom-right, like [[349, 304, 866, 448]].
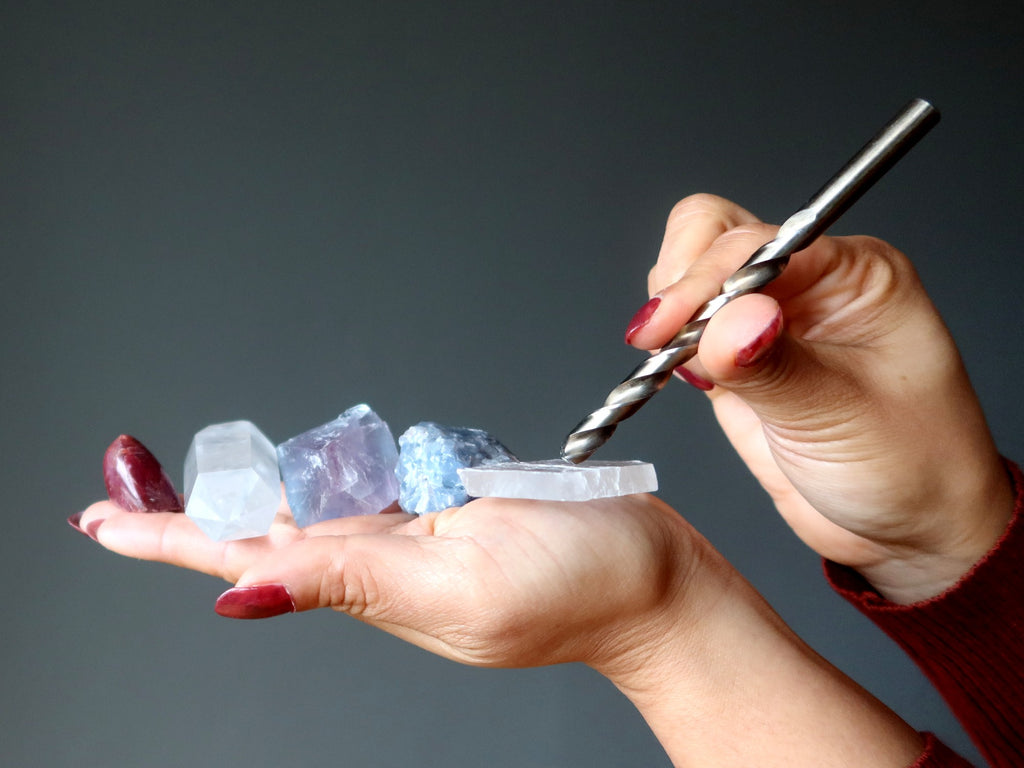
[[82, 492, 694, 670]]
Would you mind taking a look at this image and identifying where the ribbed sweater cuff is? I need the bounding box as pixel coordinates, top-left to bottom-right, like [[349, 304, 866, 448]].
[[826, 460, 1024, 767], [912, 733, 975, 767]]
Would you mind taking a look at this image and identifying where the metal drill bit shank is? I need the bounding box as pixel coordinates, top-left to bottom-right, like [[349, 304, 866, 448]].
[[562, 98, 940, 463]]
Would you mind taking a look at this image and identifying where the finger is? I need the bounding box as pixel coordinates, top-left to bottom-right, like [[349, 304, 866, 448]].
[[698, 291, 857, 438], [222, 532, 445, 614], [87, 502, 284, 581], [300, 508, 422, 536], [81, 496, 418, 582], [211, 531, 492, 662], [648, 194, 761, 294], [631, 223, 778, 351]]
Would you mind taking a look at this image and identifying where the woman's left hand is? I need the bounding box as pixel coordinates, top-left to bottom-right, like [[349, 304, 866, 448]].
[[76, 492, 698, 673]]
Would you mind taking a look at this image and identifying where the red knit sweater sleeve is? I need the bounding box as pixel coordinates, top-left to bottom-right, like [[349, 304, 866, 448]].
[[825, 460, 1024, 768]]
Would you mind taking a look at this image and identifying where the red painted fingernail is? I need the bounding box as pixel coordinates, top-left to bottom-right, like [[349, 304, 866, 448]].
[[215, 584, 296, 620], [735, 310, 784, 368], [624, 297, 661, 345], [67, 511, 94, 540], [103, 435, 183, 513], [68, 511, 103, 542], [673, 366, 715, 391]]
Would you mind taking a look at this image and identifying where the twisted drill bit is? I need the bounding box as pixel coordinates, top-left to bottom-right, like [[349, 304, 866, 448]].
[[562, 98, 940, 464]]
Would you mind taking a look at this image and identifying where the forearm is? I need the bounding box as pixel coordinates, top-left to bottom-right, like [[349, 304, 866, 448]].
[[593, 542, 926, 767]]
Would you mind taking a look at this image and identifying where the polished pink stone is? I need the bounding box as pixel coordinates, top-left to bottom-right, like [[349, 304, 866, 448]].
[[103, 434, 183, 512]]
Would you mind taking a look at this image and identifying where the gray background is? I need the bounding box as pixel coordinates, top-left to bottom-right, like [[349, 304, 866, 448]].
[[3, 1, 1022, 765]]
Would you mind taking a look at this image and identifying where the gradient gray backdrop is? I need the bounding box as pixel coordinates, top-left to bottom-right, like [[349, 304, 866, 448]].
[[4, 2, 1022, 765]]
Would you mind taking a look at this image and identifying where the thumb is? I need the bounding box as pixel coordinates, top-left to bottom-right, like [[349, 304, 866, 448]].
[[210, 528, 528, 667], [210, 532, 484, 660], [697, 292, 851, 431], [215, 536, 448, 626]]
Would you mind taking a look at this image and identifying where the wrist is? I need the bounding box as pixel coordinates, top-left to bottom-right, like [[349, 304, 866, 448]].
[[858, 454, 1015, 605], [591, 534, 923, 767]]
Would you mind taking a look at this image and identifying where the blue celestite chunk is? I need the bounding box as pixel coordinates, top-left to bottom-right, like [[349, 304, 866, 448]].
[[396, 422, 517, 514], [277, 404, 400, 527]]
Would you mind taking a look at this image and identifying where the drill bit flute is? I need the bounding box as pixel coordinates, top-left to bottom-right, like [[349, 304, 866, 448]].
[[561, 98, 940, 464]]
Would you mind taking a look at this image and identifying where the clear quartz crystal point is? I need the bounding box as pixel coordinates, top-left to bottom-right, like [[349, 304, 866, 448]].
[[184, 420, 281, 541], [277, 404, 400, 526], [458, 459, 657, 501]]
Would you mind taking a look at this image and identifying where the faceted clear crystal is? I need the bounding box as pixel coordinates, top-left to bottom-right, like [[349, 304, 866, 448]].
[[396, 422, 516, 514], [458, 459, 657, 501], [184, 420, 281, 541], [277, 404, 400, 526]]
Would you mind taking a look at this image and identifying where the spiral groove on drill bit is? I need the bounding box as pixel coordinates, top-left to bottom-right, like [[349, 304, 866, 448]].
[[561, 238, 792, 463], [561, 98, 940, 464]]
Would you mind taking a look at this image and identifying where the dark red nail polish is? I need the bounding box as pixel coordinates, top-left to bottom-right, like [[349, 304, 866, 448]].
[[735, 310, 784, 368], [624, 297, 661, 345], [103, 435, 183, 513], [67, 511, 88, 536], [215, 584, 296, 620], [68, 511, 103, 542], [674, 366, 715, 391]]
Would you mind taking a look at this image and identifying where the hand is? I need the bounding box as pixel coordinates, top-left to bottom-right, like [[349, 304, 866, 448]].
[[75, 492, 924, 766], [631, 194, 1014, 603], [78, 491, 699, 671]]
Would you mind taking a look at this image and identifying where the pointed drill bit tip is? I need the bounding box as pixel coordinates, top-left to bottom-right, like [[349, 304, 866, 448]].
[[560, 429, 606, 464], [561, 447, 591, 465]]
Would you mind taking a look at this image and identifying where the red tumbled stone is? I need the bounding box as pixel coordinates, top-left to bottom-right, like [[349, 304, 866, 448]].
[[103, 434, 183, 512]]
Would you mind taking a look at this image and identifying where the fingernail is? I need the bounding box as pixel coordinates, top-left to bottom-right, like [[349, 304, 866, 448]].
[[67, 511, 94, 540], [624, 297, 661, 345], [735, 310, 783, 368], [68, 511, 104, 542], [673, 366, 714, 391], [215, 584, 296, 620], [103, 435, 183, 513]]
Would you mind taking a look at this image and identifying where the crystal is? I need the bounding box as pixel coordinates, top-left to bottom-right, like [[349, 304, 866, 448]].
[[277, 404, 400, 526], [103, 434, 183, 512], [396, 422, 517, 514], [184, 420, 281, 541], [458, 459, 657, 501]]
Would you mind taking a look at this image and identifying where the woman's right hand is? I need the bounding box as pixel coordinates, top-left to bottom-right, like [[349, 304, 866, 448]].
[[629, 194, 1014, 604]]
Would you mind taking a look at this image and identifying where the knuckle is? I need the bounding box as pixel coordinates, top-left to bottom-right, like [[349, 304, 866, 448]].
[[666, 193, 731, 228], [322, 545, 381, 618], [849, 235, 914, 275], [712, 222, 775, 249]]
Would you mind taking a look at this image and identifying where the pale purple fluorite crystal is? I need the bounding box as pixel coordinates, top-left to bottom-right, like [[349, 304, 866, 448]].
[[277, 404, 399, 527]]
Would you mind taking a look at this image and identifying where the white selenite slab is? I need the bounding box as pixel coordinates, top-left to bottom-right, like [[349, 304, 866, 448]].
[[458, 459, 657, 501]]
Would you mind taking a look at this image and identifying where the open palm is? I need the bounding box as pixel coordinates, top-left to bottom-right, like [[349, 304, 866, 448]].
[[78, 490, 699, 671]]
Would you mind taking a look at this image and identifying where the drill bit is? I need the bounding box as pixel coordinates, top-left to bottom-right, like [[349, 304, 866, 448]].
[[561, 98, 940, 464]]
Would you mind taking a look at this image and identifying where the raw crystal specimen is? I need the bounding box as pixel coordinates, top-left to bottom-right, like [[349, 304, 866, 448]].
[[184, 420, 281, 541], [103, 434, 183, 512], [458, 459, 657, 501], [277, 404, 400, 526], [396, 422, 517, 514]]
